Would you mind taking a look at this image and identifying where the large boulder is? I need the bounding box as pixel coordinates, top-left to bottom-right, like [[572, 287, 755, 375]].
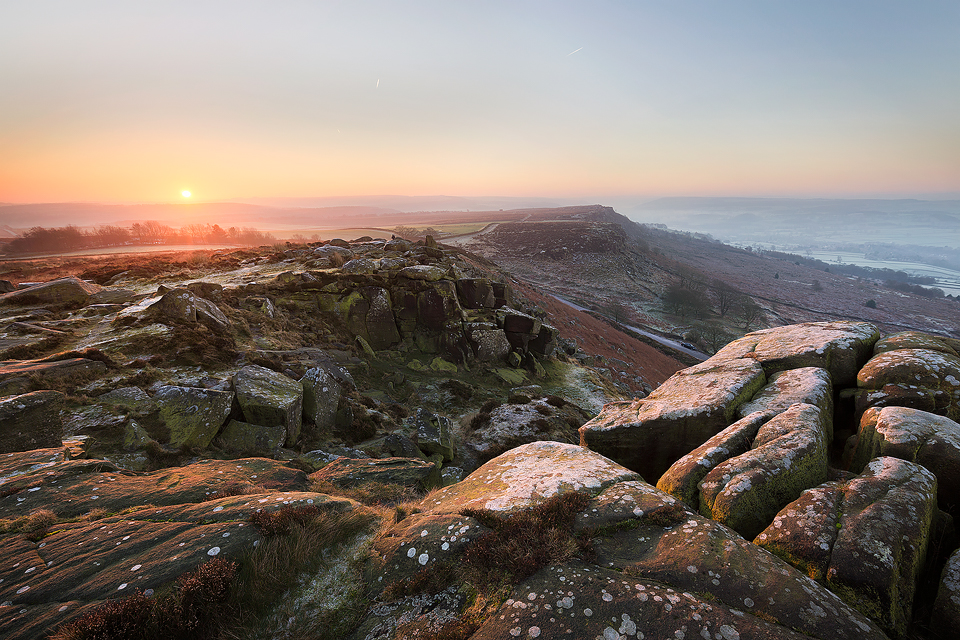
[[713, 320, 879, 386], [234, 365, 304, 447], [0, 276, 101, 307], [856, 348, 960, 421], [756, 457, 938, 639], [580, 358, 766, 482], [455, 278, 495, 308], [153, 385, 234, 449], [873, 331, 960, 356], [0, 391, 64, 453], [362, 441, 886, 640], [362, 286, 401, 350], [931, 548, 960, 638], [851, 406, 960, 513], [699, 403, 831, 539]]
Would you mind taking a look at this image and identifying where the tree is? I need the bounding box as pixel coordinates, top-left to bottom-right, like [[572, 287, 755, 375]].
[[732, 295, 764, 331], [662, 284, 710, 318], [811, 280, 823, 292], [711, 279, 739, 317]]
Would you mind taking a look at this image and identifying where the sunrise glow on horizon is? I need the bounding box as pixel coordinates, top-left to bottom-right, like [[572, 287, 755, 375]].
[[1, 1, 958, 205]]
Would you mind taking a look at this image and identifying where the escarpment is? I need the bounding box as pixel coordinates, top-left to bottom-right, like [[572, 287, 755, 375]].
[[2, 236, 960, 638]]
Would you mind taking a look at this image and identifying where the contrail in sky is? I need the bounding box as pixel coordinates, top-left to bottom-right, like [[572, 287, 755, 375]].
[[567, 47, 583, 56]]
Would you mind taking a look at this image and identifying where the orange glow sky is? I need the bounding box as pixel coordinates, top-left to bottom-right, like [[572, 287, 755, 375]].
[[2, 1, 959, 205]]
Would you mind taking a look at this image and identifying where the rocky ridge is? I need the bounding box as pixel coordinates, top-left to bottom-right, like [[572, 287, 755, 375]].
[[1, 235, 960, 637]]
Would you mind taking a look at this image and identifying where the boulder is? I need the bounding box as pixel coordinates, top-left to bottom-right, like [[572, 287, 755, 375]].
[[0, 391, 64, 453], [216, 419, 285, 454], [468, 328, 511, 362], [416, 281, 462, 330], [300, 364, 345, 431], [145, 288, 198, 323], [0, 276, 101, 307], [462, 400, 584, 467], [527, 323, 558, 357], [851, 406, 960, 513], [656, 411, 770, 508], [314, 244, 354, 262], [756, 457, 938, 639], [193, 296, 231, 331], [340, 258, 378, 275], [153, 385, 234, 449], [714, 320, 879, 386], [413, 408, 454, 462], [579, 358, 766, 482], [310, 457, 439, 491], [700, 403, 831, 539], [364, 441, 885, 640], [234, 365, 304, 447], [455, 278, 495, 308], [856, 348, 960, 421], [931, 548, 960, 638]]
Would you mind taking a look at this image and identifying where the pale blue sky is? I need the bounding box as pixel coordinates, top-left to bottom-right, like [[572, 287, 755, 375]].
[[1, 1, 958, 202]]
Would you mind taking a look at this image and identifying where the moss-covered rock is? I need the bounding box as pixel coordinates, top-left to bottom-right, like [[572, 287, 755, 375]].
[[700, 402, 830, 539], [757, 457, 938, 639], [234, 364, 304, 447], [153, 384, 234, 449], [0, 390, 64, 453], [216, 419, 285, 454]]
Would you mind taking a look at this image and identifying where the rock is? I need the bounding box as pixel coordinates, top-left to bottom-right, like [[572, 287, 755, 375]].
[[87, 287, 138, 305], [699, 403, 831, 539], [122, 420, 154, 451], [455, 278, 495, 308], [0, 280, 14, 293], [416, 281, 462, 330], [931, 548, 960, 638], [153, 385, 234, 449], [657, 411, 770, 508], [463, 401, 584, 466], [528, 323, 558, 357], [97, 387, 157, 418], [737, 366, 833, 433], [468, 328, 511, 362], [365, 441, 885, 640], [851, 406, 960, 513], [216, 419, 285, 454], [341, 258, 378, 275], [145, 288, 198, 323], [0, 276, 102, 307], [301, 365, 345, 432], [856, 348, 960, 421], [363, 287, 400, 349], [579, 358, 766, 483], [413, 408, 454, 462], [440, 466, 464, 486], [756, 457, 938, 639], [234, 365, 304, 447], [381, 433, 424, 459], [194, 296, 231, 331], [185, 281, 223, 299], [309, 457, 440, 491], [383, 238, 411, 252], [314, 244, 354, 261], [427, 442, 639, 514], [398, 265, 446, 282], [0, 391, 64, 453], [428, 356, 457, 373], [714, 320, 879, 386]]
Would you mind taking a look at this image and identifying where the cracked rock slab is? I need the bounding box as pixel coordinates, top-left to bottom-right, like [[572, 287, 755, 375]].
[[580, 358, 765, 483]]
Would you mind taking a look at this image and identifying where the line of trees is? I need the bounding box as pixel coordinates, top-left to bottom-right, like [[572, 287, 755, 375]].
[[2, 222, 276, 255]]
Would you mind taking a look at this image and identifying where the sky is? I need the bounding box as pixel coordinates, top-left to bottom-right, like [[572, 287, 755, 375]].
[[1, 1, 959, 205]]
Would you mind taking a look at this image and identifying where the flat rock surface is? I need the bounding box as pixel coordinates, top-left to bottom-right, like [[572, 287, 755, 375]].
[[713, 320, 879, 386]]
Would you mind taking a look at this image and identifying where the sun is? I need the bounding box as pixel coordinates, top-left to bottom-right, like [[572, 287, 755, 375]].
[[181, 190, 192, 198]]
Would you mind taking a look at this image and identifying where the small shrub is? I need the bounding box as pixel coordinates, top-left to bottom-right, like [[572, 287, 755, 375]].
[[507, 394, 530, 404], [530, 418, 552, 433], [327, 251, 347, 268], [865, 299, 877, 309], [203, 481, 262, 502], [544, 395, 567, 408], [534, 404, 552, 416], [249, 504, 324, 536]]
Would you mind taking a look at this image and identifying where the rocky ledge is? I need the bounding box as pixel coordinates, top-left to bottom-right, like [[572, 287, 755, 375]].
[[3, 265, 960, 640]]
